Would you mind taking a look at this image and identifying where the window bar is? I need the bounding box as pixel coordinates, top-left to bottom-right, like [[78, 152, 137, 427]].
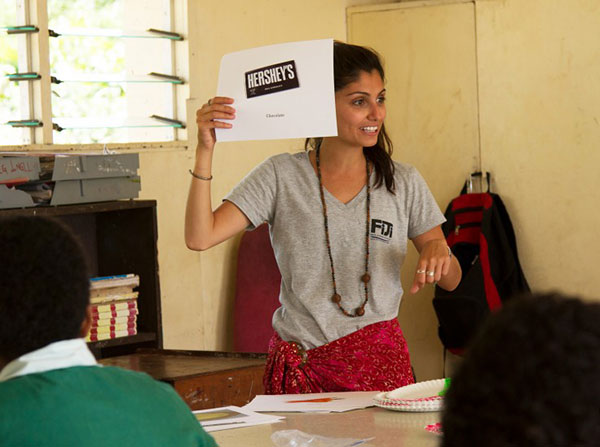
[[6, 119, 43, 128], [147, 28, 183, 40], [3, 25, 39, 34], [149, 115, 185, 128], [29, 0, 53, 144], [147, 72, 184, 84], [47, 28, 184, 40], [6, 72, 41, 81], [16, 0, 35, 144]]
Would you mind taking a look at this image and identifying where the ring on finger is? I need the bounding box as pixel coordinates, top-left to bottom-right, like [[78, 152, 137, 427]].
[[208, 98, 212, 105], [416, 269, 426, 274], [426, 271, 435, 277]]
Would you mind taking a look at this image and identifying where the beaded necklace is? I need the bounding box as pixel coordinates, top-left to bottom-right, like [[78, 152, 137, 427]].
[[315, 146, 371, 317]]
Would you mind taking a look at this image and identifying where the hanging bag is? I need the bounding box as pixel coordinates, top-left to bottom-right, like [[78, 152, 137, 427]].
[[433, 172, 530, 354]]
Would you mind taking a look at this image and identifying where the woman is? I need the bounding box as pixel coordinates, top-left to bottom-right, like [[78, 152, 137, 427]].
[[186, 41, 461, 394]]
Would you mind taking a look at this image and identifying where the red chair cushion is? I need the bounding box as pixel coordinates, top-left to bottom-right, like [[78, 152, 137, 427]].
[[233, 223, 281, 353]]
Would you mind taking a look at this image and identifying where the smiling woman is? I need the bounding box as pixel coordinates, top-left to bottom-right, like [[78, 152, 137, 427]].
[[333, 70, 387, 159], [185, 41, 462, 394]]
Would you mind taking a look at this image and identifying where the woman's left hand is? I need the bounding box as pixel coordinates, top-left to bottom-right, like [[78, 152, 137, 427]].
[[409, 239, 452, 294], [409, 226, 460, 294]]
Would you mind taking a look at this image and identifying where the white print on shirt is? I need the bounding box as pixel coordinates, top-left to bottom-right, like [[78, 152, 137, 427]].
[[370, 218, 393, 244]]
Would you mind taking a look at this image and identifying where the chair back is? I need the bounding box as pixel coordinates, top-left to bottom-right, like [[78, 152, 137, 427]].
[[233, 223, 281, 353]]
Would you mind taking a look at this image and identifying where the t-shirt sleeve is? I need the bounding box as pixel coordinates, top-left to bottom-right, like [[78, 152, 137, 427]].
[[406, 166, 446, 239], [224, 157, 277, 230]]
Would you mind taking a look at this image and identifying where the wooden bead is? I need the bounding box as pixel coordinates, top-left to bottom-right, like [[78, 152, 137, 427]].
[[355, 307, 365, 317], [361, 273, 371, 283], [331, 293, 341, 304]]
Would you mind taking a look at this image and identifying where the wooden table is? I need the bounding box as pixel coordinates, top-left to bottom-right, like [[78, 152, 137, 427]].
[[211, 407, 441, 447], [99, 349, 266, 410]]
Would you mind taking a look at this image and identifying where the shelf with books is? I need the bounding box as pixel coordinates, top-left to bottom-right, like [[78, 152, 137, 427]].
[[88, 333, 158, 353], [0, 200, 162, 358]]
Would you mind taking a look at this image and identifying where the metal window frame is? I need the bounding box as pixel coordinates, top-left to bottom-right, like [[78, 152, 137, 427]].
[[3, 0, 187, 151]]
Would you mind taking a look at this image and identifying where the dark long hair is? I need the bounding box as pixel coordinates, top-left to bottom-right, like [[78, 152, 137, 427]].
[[305, 41, 395, 193]]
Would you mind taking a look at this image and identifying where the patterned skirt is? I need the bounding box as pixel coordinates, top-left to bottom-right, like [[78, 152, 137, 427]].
[[263, 318, 414, 394]]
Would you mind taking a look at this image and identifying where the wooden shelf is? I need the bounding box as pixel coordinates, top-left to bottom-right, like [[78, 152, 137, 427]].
[[0, 200, 163, 358], [88, 332, 158, 349]]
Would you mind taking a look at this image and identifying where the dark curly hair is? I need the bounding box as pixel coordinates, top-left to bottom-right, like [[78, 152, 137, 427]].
[[441, 293, 600, 447], [0, 216, 90, 363], [305, 41, 395, 193]]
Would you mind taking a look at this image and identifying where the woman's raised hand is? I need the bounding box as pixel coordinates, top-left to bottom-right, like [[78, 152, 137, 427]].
[[195, 96, 235, 152]]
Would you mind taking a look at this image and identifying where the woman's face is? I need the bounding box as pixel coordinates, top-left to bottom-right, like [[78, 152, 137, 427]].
[[334, 69, 386, 150]]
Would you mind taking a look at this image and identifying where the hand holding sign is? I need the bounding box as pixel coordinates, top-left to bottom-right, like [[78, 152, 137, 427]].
[[195, 97, 236, 152]]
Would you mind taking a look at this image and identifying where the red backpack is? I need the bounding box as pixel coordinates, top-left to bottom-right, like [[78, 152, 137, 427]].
[[433, 173, 530, 354]]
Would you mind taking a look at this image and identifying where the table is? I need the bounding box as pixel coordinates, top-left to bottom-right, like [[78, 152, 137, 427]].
[[211, 407, 441, 447], [99, 349, 266, 410]]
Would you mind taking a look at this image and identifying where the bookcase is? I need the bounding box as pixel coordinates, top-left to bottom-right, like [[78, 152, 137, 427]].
[[0, 200, 162, 359]]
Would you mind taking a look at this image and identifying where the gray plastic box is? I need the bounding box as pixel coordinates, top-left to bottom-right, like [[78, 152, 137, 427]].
[[0, 153, 140, 209]]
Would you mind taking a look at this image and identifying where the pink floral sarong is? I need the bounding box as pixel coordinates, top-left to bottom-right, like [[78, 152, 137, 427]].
[[263, 318, 415, 394]]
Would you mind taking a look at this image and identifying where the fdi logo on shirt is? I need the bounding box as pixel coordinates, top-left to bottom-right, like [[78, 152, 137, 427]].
[[245, 60, 299, 98], [370, 219, 393, 243]]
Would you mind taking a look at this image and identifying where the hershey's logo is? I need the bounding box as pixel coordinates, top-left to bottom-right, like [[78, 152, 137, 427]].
[[245, 60, 299, 98]]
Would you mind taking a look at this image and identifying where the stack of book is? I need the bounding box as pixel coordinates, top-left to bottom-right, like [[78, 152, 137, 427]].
[[86, 274, 139, 342]]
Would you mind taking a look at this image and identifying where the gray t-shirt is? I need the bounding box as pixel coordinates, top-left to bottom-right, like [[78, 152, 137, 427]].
[[225, 151, 445, 349]]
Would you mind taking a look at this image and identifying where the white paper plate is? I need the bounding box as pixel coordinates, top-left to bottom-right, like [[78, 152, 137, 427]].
[[373, 379, 446, 412]]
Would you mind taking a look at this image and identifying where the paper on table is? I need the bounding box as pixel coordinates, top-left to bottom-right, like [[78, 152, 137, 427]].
[[215, 38, 337, 142], [193, 405, 284, 432], [243, 391, 379, 413]]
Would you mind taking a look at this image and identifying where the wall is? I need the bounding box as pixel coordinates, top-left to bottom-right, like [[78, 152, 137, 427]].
[[139, 0, 393, 351], [476, 0, 600, 297]]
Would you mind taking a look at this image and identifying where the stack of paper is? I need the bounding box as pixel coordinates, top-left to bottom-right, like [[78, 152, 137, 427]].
[[243, 391, 379, 413], [193, 406, 284, 432], [86, 274, 139, 342]]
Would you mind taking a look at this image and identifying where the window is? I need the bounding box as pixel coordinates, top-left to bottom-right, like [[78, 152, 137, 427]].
[[0, 0, 188, 149]]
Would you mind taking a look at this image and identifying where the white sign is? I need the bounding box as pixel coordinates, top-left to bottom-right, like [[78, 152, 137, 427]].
[[215, 39, 337, 142], [243, 391, 379, 413]]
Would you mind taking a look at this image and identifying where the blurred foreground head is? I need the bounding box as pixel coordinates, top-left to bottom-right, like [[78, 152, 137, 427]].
[[0, 216, 89, 363], [442, 292, 600, 447]]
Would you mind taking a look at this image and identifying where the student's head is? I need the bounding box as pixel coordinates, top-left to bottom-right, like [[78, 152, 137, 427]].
[[306, 41, 395, 193], [0, 217, 90, 364], [442, 293, 600, 447]]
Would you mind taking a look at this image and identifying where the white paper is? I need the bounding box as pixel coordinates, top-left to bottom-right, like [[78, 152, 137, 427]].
[[215, 39, 337, 142], [193, 405, 284, 432], [242, 391, 379, 413]]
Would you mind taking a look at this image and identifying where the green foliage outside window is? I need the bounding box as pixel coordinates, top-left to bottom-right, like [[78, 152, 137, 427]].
[[48, 0, 126, 143], [0, 0, 134, 144]]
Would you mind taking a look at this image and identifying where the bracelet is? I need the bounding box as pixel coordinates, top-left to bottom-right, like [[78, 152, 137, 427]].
[[189, 169, 213, 181]]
